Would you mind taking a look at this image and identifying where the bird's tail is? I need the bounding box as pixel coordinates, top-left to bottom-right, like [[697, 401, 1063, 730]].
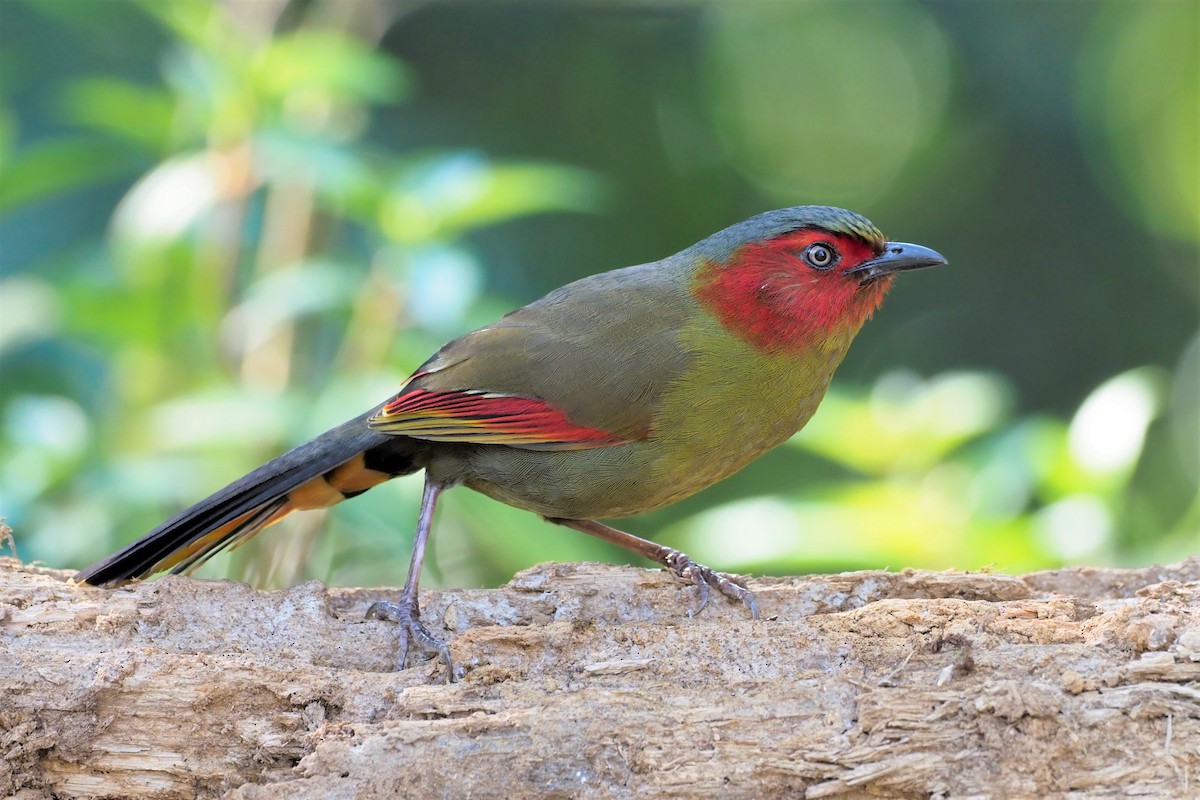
[[75, 410, 425, 587]]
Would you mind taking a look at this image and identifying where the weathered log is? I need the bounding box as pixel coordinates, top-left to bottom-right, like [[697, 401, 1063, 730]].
[[3, 555, 1198, 799]]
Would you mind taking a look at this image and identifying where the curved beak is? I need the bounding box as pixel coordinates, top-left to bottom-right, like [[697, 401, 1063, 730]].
[[849, 242, 948, 285]]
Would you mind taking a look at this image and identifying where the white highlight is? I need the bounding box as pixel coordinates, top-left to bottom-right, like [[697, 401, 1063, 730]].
[[1036, 494, 1113, 559], [1068, 370, 1161, 474], [113, 155, 218, 241], [689, 497, 800, 566]]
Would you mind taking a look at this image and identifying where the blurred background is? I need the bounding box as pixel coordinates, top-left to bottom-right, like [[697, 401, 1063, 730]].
[[1, 0, 1196, 590]]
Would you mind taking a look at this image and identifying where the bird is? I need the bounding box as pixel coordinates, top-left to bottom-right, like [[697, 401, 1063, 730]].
[[75, 205, 947, 677]]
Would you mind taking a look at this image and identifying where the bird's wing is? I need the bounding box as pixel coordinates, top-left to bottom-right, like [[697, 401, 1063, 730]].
[[369, 262, 694, 451], [367, 386, 632, 450]]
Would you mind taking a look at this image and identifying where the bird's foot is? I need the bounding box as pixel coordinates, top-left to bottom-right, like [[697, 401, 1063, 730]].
[[365, 597, 454, 681], [663, 549, 760, 619]]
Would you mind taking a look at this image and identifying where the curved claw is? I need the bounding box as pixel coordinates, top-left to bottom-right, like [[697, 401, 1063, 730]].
[[663, 550, 760, 619], [366, 599, 454, 681]]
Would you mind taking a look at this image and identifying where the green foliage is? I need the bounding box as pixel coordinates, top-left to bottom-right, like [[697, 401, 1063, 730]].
[[0, 138, 141, 211], [678, 368, 1185, 576], [0, 0, 603, 586], [1, 0, 1195, 590]]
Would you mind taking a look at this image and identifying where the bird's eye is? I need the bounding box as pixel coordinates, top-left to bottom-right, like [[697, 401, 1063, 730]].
[[802, 243, 837, 270]]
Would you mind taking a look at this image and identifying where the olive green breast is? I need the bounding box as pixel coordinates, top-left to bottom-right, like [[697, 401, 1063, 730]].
[[643, 311, 857, 503], [443, 308, 857, 520]]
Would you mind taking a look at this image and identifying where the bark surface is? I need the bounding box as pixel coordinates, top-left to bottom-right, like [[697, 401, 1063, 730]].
[[3, 555, 1199, 799]]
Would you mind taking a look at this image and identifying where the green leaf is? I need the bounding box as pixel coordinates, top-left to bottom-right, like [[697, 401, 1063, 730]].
[[0, 138, 141, 212], [254, 129, 380, 205], [380, 154, 605, 243], [792, 372, 1012, 475], [132, 0, 222, 51], [252, 30, 410, 105], [58, 77, 179, 153], [226, 261, 363, 351]]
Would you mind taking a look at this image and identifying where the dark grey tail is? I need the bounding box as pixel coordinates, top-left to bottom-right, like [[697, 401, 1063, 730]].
[[75, 410, 424, 587]]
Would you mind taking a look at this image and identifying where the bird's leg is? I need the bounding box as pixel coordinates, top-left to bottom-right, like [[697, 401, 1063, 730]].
[[546, 517, 760, 619], [366, 475, 454, 679]]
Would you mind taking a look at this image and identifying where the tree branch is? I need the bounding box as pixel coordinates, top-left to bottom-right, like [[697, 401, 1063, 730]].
[[3, 556, 1198, 798]]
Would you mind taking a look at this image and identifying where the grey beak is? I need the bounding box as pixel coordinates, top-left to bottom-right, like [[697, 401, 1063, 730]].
[[849, 242, 948, 284]]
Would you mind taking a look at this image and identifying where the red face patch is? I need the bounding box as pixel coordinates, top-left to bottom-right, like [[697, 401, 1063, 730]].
[[692, 230, 892, 353]]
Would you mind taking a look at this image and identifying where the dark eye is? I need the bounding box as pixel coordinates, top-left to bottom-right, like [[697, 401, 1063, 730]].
[[803, 243, 837, 270]]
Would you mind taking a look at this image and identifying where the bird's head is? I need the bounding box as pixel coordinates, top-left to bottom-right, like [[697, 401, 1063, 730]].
[[690, 206, 947, 354]]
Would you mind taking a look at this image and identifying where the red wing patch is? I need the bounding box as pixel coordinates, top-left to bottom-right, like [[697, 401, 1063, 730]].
[[368, 388, 632, 450]]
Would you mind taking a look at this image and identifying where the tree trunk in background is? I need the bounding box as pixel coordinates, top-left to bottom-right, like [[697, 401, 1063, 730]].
[[3, 556, 1198, 799]]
